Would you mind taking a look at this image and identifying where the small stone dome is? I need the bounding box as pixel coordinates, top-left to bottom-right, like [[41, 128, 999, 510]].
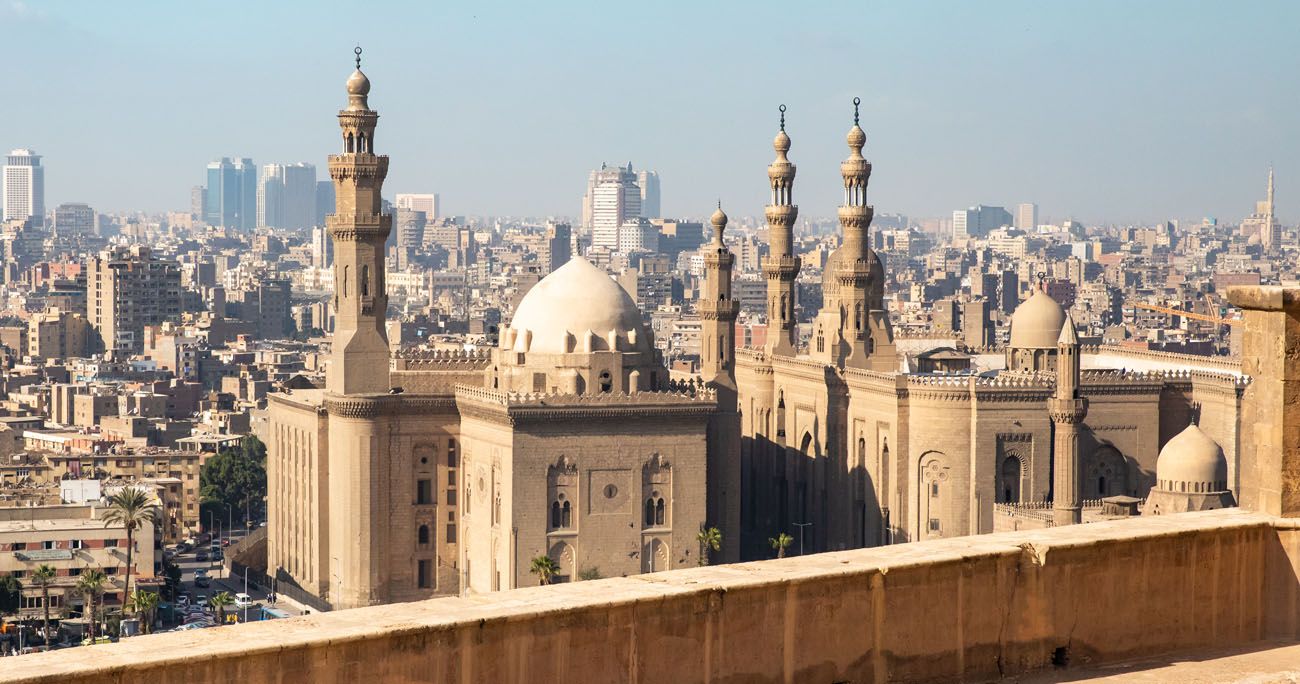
[[711, 205, 728, 232], [346, 69, 371, 96], [1156, 424, 1228, 491], [774, 129, 791, 154], [1009, 289, 1067, 349], [508, 256, 650, 354]]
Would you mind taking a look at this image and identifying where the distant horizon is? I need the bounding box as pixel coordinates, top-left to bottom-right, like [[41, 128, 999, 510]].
[[5, 0, 1296, 225]]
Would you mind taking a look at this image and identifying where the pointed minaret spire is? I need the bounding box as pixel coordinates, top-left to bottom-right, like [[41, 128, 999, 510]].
[[1050, 311, 1087, 526], [763, 105, 800, 355]]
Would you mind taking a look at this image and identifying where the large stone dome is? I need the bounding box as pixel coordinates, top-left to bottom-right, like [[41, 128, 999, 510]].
[[508, 256, 650, 354], [1156, 423, 1228, 491], [1009, 289, 1067, 349]]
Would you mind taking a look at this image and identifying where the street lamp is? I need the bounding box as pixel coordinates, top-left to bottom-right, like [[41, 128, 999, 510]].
[[793, 522, 813, 557]]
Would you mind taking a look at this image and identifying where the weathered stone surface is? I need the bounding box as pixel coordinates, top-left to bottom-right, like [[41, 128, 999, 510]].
[[7, 509, 1300, 684]]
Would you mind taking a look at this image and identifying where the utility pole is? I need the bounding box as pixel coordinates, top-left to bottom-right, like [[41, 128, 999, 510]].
[[793, 522, 812, 556]]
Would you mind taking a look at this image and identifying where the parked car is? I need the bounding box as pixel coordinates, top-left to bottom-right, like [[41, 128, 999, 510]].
[[212, 550, 224, 562], [234, 593, 254, 609], [176, 595, 191, 608], [196, 594, 208, 606], [196, 550, 209, 562]]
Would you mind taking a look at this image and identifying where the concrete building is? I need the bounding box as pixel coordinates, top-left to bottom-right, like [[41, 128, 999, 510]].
[[952, 204, 1013, 239], [205, 157, 257, 230], [395, 193, 439, 222], [257, 162, 317, 229], [53, 202, 95, 237], [1241, 166, 1279, 252], [3, 149, 44, 227], [85, 246, 183, 353], [542, 221, 572, 274], [584, 163, 640, 250], [1015, 202, 1038, 230], [27, 308, 92, 360]]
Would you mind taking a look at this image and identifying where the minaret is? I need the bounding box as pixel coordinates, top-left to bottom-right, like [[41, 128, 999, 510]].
[[700, 203, 739, 387], [838, 98, 875, 369], [326, 47, 391, 395], [701, 203, 741, 563], [1049, 312, 1087, 525], [763, 105, 800, 355]]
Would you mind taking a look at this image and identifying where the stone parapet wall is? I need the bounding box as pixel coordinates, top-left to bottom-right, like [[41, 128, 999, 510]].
[[9, 508, 1300, 684]]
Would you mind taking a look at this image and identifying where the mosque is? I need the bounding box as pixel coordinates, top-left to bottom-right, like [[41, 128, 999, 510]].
[[266, 52, 1243, 609]]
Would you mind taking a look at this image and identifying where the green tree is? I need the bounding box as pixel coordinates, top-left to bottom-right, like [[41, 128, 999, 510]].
[[529, 556, 558, 586], [102, 486, 160, 599], [696, 527, 722, 566], [30, 565, 56, 646], [127, 591, 161, 634], [0, 574, 21, 617], [577, 567, 603, 581], [209, 591, 235, 625], [161, 558, 182, 601], [76, 569, 107, 641], [200, 436, 267, 525], [769, 533, 793, 559]]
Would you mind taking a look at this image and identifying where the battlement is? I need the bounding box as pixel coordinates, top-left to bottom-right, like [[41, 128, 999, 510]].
[[391, 348, 492, 371]]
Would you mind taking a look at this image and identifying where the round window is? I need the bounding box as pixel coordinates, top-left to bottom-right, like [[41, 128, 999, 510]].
[[604, 484, 618, 499]]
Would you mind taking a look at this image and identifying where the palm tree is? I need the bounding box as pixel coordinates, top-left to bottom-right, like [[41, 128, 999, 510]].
[[529, 556, 558, 586], [102, 486, 160, 600], [769, 533, 794, 559], [209, 591, 235, 625], [30, 565, 56, 647], [76, 569, 107, 642], [696, 527, 722, 566], [127, 591, 161, 634]]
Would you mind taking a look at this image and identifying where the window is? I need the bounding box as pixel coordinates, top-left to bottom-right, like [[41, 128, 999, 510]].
[[69, 567, 82, 576], [70, 539, 83, 550], [930, 482, 940, 498], [929, 518, 941, 532], [655, 498, 665, 526], [416, 479, 432, 505], [447, 470, 457, 486], [418, 525, 430, 545], [446, 489, 457, 506], [446, 524, 457, 544], [551, 501, 561, 529], [417, 559, 432, 589], [562, 501, 571, 528], [645, 498, 655, 527], [447, 440, 457, 468], [44, 541, 56, 550]]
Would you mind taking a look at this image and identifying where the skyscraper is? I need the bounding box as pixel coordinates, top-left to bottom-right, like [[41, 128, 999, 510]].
[[205, 157, 258, 230], [543, 221, 572, 273], [53, 203, 95, 237], [315, 180, 335, 226], [952, 204, 1013, 239], [585, 163, 640, 251], [637, 169, 661, 219], [3, 149, 45, 227], [1015, 202, 1038, 231], [258, 162, 318, 229]]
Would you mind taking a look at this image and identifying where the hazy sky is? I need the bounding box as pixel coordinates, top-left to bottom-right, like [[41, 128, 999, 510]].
[[4, 0, 1296, 224]]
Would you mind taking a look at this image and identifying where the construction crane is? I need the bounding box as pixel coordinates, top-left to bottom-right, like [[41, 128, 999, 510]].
[[1130, 302, 1242, 327]]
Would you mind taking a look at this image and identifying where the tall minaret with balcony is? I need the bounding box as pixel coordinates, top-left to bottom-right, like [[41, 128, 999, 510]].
[[838, 98, 875, 369], [326, 47, 391, 395], [763, 105, 800, 356], [1050, 312, 1087, 525], [701, 203, 741, 562]]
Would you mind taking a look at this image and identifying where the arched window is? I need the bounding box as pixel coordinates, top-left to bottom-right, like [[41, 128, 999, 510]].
[[447, 440, 457, 468], [718, 335, 725, 361], [561, 501, 571, 528], [551, 501, 561, 529], [644, 498, 655, 527], [418, 525, 430, 545], [361, 265, 370, 297], [342, 265, 349, 297], [1001, 456, 1022, 503], [346, 133, 354, 153], [1097, 475, 1106, 496], [655, 498, 665, 526]]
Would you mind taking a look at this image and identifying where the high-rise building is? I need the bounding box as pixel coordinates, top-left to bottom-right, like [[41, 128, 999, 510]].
[[543, 221, 572, 273], [952, 204, 1013, 239], [53, 203, 95, 237], [190, 186, 207, 222], [315, 180, 335, 226], [617, 217, 659, 253], [585, 163, 641, 251], [1015, 202, 1038, 231], [204, 157, 258, 230], [85, 245, 182, 353], [258, 162, 318, 229], [637, 170, 661, 219], [3, 149, 45, 227], [395, 193, 439, 221]]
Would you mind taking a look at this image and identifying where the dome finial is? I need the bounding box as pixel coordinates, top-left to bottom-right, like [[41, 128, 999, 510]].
[[853, 96, 860, 126], [779, 104, 786, 132], [710, 201, 728, 239], [355, 46, 363, 69]]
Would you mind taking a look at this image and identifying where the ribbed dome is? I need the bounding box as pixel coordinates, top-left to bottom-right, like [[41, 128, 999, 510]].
[[1156, 424, 1228, 489], [711, 205, 728, 232], [508, 257, 650, 354], [774, 129, 791, 154], [847, 124, 866, 151], [1009, 289, 1066, 349]]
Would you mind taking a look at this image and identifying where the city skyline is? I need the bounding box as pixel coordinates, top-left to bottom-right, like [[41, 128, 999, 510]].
[[3, 0, 1297, 224]]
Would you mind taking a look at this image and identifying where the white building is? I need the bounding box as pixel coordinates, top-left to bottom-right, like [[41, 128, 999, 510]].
[[3, 149, 45, 227], [395, 193, 440, 221], [618, 217, 659, 253], [588, 164, 641, 251], [952, 204, 1012, 239], [1015, 202, 1038, 231]]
